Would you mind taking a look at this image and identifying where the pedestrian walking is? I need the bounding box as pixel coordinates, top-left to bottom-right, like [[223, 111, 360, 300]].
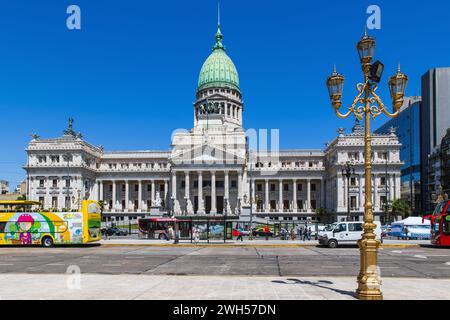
[[264, 226, 270, 241], [193, 228, 200, 244], [290, 228, 296, 241], [299, 227, 303, 240], [167, 226, 174, 240], [297, 226, 301, 239], [236, 229, 243, 242], [307, 227, 312, 241]]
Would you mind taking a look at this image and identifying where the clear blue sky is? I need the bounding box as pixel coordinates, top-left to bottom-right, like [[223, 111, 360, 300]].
[[1, 0, 449, 189]]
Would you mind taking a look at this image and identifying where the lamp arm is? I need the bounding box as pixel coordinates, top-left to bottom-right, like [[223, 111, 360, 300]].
[[371, 90, 400, 119], [333, 82, 367, 119]]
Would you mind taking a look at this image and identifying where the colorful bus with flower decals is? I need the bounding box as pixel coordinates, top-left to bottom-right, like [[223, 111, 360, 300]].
[[0, 200, 102, 247]]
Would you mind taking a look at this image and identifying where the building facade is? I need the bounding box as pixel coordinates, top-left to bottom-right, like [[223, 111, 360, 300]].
[[23, 22, 402, 223], [375, 96, 422, 214], [421, 68, 450, 211]]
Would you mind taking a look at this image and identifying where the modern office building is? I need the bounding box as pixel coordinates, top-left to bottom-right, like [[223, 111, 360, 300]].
[[421, 68, 450, 211], [439, 129, 450, 197], [375, 96, 421, 214]]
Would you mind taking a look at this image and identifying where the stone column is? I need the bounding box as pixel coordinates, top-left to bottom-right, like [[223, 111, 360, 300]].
[[359, 174, 364, 210], [278, 179, 283, 212], [138, 180, 142, 210], [151, 180, 156, 205], [185, 172, 190, 200], [224, 171, 229, 200], [164, 180, 169, 209], [389, 174, 394, 202], [211, 171, 217, 214], [293, 179, 297, 212], [307, 179, 311, 211], [198, 171, 204, 213], [343, 175, 348, 208], [237, 171, 242, 200], [99, 181, 104, 201], [265, 179, 269, 211], [320, 179, 325, 208], [171, 173, 177, 201], [373, 174, 378, 211], [251, 179, 255, 203], [125, 180, 130, 211], [112, 181, 117, 211]]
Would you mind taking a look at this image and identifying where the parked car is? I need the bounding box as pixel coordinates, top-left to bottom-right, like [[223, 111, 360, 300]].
[[101, 227, 129, 236], [232, 228, 251, 237], [381, 225, 391, 237], [318, 221, 381, 248], [252, 227, 274, 237]]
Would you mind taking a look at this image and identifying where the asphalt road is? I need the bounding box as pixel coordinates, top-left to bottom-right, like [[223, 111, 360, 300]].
[[1, 245, 450, 278]]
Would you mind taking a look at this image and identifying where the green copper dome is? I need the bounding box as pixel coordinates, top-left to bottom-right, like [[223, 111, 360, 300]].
[[197, 27, 240, 92]]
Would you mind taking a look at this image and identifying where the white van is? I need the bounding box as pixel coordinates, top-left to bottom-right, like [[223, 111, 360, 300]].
[[318, 221, 382, 248]]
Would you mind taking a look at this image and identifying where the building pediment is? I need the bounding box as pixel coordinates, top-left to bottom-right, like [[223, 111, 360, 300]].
[[171, 143, 245, 167]]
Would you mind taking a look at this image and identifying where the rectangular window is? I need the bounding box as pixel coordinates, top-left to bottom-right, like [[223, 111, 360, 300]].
[[134, 184, 139, 192], [380, 196, 387, 206], [39, 180, 45, 187], [231, 181, 237, 188], [66, 179, 71, 188], [311, 183, 316, 191], [270, 184, 275, 192], [52, 179, 58, 188], [350, 177, 357, 186], [297, 184, 303, 191], [109, 184, 113, 192], [122, 184, 126, 192], [39, 197, 44, 206], [311, 200, 317, 210], [52, 197, 58, 208], [257, 184, 262, 192], [380, 177, 386, 186], [216, 181, 224, 188], [283, 184, 289, 191], [181, 181, 186, 188], [350, 196, 357, 209], [147, 184, 151, 192]]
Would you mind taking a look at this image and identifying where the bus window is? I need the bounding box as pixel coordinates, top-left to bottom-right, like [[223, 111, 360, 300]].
[[0, 222, 6, 233], [444, 216, 450, 236]]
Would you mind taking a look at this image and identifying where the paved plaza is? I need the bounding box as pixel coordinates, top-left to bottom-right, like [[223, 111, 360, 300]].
[[1, 244, 450, 299]]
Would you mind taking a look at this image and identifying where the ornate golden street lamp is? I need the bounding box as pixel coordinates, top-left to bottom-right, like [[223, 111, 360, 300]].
[[326, 31, 408, 300]]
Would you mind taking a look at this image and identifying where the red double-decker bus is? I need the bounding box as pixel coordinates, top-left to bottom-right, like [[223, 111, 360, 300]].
[[423, 200, 450, 247]]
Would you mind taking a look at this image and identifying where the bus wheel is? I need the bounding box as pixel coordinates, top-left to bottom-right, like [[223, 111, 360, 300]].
[[42, 236, 54, 248], [327, 240, 338, 249], [159, 233, 166, 240]]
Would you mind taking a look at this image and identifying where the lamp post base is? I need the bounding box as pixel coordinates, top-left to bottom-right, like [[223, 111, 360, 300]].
[[356, 237, 383, 300]]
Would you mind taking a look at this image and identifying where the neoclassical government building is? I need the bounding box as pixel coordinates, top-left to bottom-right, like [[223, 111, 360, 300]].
[[24, 22, 403, 223]]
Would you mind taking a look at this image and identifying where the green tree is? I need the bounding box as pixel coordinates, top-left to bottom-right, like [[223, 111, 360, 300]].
[[98, 200, 105, 212], [315, 208, 326, 223], [390, 199, 411, 223], [15, 194, 27, 211]]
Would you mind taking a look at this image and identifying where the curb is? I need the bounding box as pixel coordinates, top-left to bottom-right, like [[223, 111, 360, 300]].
[[100, 243, 421, 248]]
